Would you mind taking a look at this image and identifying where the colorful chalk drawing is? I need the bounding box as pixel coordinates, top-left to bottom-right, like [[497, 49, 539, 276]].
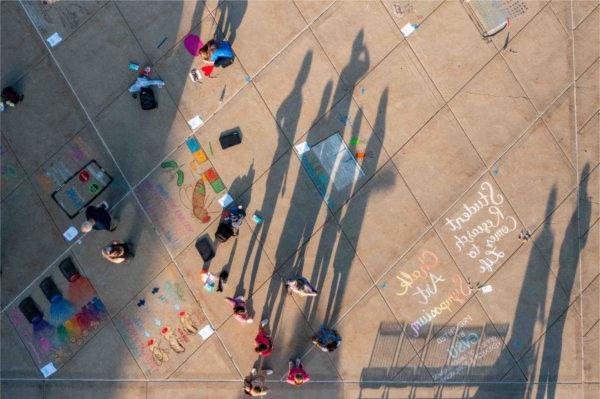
[[298, 133, 364, 210], [394, 250, 472, 338], [7, 273, 109, 377], [36, 135, 92, 193], [441, 181, 521, 276], [137, 137, 225, 255], [114, 266, 207, 378]]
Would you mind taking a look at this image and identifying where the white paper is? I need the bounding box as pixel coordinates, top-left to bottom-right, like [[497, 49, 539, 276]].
[[481, 285, 493, 294], [198, 324, 214, 340], [401, 23, 416, 37], [218, 193, 234, 208], [187, 115, 203, 130], [46, 32, 62, 47], [40, 362, 57, 378], [294, 141, 310, 155], [63, 226, 78, 241]]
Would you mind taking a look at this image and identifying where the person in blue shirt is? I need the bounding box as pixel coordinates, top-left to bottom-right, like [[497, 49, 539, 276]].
[[200, 39, 234, 67]]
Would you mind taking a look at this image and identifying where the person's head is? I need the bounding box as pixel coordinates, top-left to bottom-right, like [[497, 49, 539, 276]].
[[234, 305, 246, 315], [81, 220, 94, 233], [107, 244, 124, 258], [294, 373, 305, 385], [199, 39, 217, 60], [255, 343, 268, 353]]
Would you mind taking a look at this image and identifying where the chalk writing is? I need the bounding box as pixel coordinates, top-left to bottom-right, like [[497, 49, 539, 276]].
[[444, 181, 518, 274], [437, 314, 473, 343], [409, 275, 472, 337], [393, 3, 414, 16]]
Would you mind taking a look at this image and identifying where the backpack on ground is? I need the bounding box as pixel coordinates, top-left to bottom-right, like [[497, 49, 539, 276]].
[[140, 87, 157, 110], [215, 222, 234, 243], [219, 128, 242, 149], [195, 237, 215, 261]]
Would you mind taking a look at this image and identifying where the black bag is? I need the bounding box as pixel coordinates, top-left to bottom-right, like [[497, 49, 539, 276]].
[[140, 87, 157, 110], [195, 237, 215, 261], [215, 222, 234, 243], [1, 87, 22, 104], [219, 128, 242, 149]]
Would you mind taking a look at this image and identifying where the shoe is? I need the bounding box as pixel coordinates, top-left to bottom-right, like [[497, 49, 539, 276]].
[[251, 368, 257, 376], [260, 319, 269, 327], [265, 369, 273, 375], [246, 318, 254, 323], [99, 201, 109, 210]]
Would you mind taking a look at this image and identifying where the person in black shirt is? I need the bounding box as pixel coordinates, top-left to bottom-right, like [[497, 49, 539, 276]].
[[81, 202, 117, 232]]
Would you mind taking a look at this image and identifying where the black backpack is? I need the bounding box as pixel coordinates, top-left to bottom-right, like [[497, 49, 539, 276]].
[[215, 222, 234, 243], [219, 128, 242, 149], [140, 87, 157, 110], [195, 237, 215, 261]]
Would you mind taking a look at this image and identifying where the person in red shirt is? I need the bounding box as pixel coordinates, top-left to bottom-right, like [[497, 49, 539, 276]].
[[254, 319, 272, 357], [286, 358, 310, 385]]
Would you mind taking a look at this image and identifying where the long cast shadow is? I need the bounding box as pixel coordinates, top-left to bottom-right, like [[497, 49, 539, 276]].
[[474, 166, 592, 398], [258, 32, 372, 339], [535, 163, 592, 399]]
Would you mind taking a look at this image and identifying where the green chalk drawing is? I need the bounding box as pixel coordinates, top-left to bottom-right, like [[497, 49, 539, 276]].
[[161, 161, 178, 169], [350, 137, 360, 145], [210, 178, 225, 193], [176, 170, 184, 187]]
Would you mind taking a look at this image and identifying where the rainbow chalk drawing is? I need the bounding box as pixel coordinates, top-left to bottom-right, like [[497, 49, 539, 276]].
[[39, 277, 76, 326]]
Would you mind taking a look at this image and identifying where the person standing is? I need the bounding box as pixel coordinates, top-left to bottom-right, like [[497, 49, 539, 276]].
[[286, 358, 310, 386], [82, 203, 117, 232], [243, 367, 272, 397], [102, 240, 133, 264], [254, 319, 273, 358], [225, 295, 253, 323]]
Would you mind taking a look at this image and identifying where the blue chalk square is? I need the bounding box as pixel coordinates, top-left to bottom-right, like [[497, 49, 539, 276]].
[[186, 137, 202, 153]]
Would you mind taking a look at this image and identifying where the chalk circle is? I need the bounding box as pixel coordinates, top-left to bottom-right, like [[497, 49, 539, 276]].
[[78, 170, 90, 182], [88, 183, 100, 194]]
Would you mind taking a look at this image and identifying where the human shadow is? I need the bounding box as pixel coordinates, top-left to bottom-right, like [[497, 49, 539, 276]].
[[257, 32, 372, 340], [473, 166, 592, 398], [215, 0, 247, 46], [535, 163, 592, 399]]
